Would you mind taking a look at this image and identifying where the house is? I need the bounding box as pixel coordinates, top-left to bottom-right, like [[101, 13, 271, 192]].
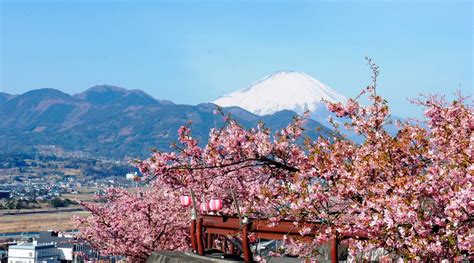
[[7, 241, 58, 263], [7, 231, 122, 263], [37, 232, 74, 263]]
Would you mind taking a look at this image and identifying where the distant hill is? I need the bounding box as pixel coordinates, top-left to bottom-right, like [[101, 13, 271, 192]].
[[0, 85, 332, 159], [0, 92, 13, 104]]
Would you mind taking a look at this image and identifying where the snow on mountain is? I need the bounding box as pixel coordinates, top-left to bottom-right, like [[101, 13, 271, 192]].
[[213, 71, 401, 142], [212, 70, 346, 116]]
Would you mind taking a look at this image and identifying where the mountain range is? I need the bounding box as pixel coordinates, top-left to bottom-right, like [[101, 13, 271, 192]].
[[0, 82, 332, 159]]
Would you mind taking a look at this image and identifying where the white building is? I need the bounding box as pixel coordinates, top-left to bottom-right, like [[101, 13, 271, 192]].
[[7, 241, 58, 263], [7, 231, 123, 263]]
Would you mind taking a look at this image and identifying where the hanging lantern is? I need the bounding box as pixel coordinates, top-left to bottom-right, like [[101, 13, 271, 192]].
[[200, 202, 210, 213], [180, 195, 192, 207], [209, 198, 223, 212]]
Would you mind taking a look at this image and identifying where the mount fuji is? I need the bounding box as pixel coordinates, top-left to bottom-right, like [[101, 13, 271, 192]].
[[213, 71, 404, 141], [212, 71, 348, 128]]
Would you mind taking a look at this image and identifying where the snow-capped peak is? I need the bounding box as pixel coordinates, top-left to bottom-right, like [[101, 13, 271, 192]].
[[212, 71, 346, 116]]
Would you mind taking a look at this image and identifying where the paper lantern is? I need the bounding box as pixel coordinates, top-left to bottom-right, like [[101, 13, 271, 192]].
[[200, 202, 210, 213], [180, 195, 192, 207], [209, 199, 223, 211]]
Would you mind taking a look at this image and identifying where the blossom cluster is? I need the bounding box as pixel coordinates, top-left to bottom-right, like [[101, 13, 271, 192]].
[[73, 187, 189, 262]]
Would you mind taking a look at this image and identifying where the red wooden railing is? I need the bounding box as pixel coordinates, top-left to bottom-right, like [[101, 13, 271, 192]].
[[189, 215, 367, 262]]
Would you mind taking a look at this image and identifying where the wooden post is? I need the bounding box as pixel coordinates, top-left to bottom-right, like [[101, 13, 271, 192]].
[[190, 219, 197, 252], [229, 241, 235, 255], [221, 238, 227, 253], [207, 233, 212, 249], [330, 237, 338, 263], [241, 223, 252, 262], [189, 189, 200, 254], [196, 218, 205, 255]]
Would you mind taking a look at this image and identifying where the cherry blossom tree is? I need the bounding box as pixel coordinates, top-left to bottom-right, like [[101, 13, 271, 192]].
[[74, 187, 189, 262], [78, 59, 472, 261], [275, 60, 473, 260], [136, 59, 472, 260]]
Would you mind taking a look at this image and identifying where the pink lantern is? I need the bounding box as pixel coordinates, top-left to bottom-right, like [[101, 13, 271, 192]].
[[209, 198, 223, 212], [200, 202, 210, 213], [180, 195, 192, 207]]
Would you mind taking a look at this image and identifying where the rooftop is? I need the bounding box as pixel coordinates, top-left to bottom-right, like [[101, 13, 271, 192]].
[[9, 242, 55, 250]]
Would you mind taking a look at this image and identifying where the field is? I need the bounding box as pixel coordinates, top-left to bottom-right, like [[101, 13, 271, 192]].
[[0, 187, 98, 233], [0, 187, 148, 233], [0, 209, 90, 233]]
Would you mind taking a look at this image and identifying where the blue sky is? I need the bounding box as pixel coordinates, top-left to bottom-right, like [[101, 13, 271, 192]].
[[1, 0, 472, 117]]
